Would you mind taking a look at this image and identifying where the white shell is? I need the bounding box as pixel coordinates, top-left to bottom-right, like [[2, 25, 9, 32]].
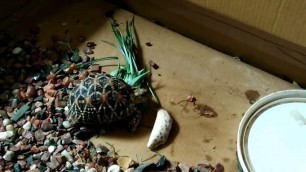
[[147, 108, 172, 149]]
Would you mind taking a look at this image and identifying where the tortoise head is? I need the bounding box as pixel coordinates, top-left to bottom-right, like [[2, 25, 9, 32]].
[[132, 88, 147, 104]]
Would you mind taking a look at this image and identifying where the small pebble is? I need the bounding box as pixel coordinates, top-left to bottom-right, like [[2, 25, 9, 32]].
[[82, 56, 89, 62], [35, 101, 43, 108], [2, 118, 11, 126], [34, 107, 42, 113], [48, 145, 56, 153], [18, 160, 27, 169], [32, 119, 41, 129], [22, 130, 34, 139], [12, 89, 20, 97], [46, 74, 56, 81], [43, 83, 55, 92], [12, 47, 22, 54], [9, 98, 18, 108], [62, 76, 71, 86], [55, 155, 66, 164], [41, 151, 51, 161], [107, 164, 121, 172], [66, 161, 72, 169], [178, 163, 191, 172], [22, 121, 32, 131], [26, 85, 36, 98], [63, 120, 71, 128], [3, 151, 15, 161], [17, 128, 24, 135], [5, 124, 14, 131], [34, 129, 45, 141], [78, 70, 89, 80], [30, 164, 37, 170], [61, 132, 72, 144], [61, 150, 73, 162], [37, 89, 44, 96], [24, 76, 33, 84], [46, 156, 60, 169], [31, 145, 40, 153], [0, 110, 8, 118], [41, 118, 54, 131], [53, 144, 64, 155], [73, 157, 85, 169]]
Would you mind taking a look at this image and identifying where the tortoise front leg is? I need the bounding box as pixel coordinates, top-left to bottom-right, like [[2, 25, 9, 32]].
[[127, 110, 142, 132]]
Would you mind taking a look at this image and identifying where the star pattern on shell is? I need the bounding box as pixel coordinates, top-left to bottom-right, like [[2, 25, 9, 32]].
[[67, 73, 144, 131]]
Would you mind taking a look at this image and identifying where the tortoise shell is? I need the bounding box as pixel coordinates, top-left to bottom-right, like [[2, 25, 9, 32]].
[[67, 73, 144, 131]]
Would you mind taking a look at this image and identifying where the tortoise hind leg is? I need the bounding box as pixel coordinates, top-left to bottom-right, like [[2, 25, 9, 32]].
[[127, 110, 142, 132]]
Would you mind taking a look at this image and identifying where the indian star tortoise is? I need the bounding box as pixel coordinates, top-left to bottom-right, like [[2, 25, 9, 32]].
[[66, 73, 147, 131]]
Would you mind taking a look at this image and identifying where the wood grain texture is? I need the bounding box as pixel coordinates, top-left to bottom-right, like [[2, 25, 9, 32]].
[[185, 0, 306, 47]]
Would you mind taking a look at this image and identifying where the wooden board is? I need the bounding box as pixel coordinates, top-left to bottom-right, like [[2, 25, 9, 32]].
[[118, 0, 306, 88], [7, 0, 299, 171]]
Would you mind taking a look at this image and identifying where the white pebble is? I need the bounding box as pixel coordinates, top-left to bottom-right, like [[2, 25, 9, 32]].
[[65, 161, 72, 168], [61, 150, 73, 162], [30, 164, 37, 170], [35, 101, 43, 107], [63, 121, 71, 128], [34, 107, 42, 113], [23, 121, 32, 131], [48, 145, 56, 153], [3, 150, 14, 161], [5, 124, 14, 131], [12, 47, 22, 54], [2, 119, 11, 126], [107, 165, 121, 172], [0, 131, 14, 141]]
